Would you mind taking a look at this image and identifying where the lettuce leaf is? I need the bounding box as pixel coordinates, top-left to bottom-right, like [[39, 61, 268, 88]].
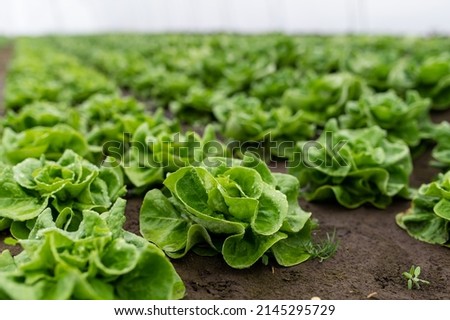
[[78, 94, 170, 153], [2, 101, 81, 132], [282, 73, 369, 125]]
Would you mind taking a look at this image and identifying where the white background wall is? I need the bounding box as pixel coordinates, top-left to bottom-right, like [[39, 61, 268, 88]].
[[0, 0, 449, 36]]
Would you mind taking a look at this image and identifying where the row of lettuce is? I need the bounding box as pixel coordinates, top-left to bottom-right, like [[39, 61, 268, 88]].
[[0, 35, 449, 299]]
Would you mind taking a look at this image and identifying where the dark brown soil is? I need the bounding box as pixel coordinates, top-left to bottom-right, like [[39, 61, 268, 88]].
[[0, 45, 449, 300]]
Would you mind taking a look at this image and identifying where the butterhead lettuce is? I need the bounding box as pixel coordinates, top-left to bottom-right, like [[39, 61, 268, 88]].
[[396, 170, 450, 246], [140, 154, 317, 269], [0, 199, 185, 299], [0, 149, 126, 238], [289, 120, 412, 209]]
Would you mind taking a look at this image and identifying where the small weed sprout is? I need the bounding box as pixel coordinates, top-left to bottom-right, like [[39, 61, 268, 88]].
[[402, 265, 430, 290], [306, 231, 339, 262]]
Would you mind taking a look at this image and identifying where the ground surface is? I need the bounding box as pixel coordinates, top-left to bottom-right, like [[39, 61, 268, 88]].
[[0, 46, 449, 300]]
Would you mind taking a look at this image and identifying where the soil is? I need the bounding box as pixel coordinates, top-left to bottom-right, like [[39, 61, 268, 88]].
[[0, 45, 449, 300]]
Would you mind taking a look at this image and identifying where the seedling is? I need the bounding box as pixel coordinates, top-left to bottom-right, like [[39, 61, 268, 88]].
[[402, 265, 430, 290], [306, 231, 339, 262]]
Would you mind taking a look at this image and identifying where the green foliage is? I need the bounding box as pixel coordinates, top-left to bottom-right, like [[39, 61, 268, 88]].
[[2, 101, 81, 132], [123, 124, 225, 191], [0, 199, 184, 299], [0, 150, 126, 238], [339, 90, 432, 147], [289, 120, 412, 209], [402, 265, 430, 290], [415, 54, 450, 110], [4, 39, 117, 110], [282, 73, 369, 125], [396, 170, 450, 246], [213, 95, 315, 143], [431, 121, 450, 169], [140, 153, 322, 268], [2, 33, 450, 299], [1, 125, 90, 164]]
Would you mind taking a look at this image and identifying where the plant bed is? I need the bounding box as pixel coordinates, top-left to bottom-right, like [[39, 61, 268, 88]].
[[1, 37, 450, 300]]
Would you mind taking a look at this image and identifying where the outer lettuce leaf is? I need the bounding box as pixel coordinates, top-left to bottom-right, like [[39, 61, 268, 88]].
[[140, 153, 316, 268], [396, 171, 450, 246], [0, 199, 185, 300], [289, 120, 412, 209], [0, 167, 48, 221]]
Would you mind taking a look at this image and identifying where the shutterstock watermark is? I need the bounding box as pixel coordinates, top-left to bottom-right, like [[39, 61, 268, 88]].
[[101, 131, 348, 169]]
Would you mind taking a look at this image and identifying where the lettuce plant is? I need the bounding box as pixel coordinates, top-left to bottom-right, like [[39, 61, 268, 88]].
[[339, 90, 432, 147], [0, 199, 185, 299], [416, 54, 450, 110], [431, 121, 450, 169], [288, 120, 412, 209], [0, 149, 125, 238], [344, 50, 397, 91], [78, 94, 172, 154], [213, 95, 315, 143], [123, 123, 224, 191], [1, 125, 90, 164], [140, 154, 319, 269], [282, 73, 369, 125], [396, 171, 450, 246], [2, 101, 81, 132]]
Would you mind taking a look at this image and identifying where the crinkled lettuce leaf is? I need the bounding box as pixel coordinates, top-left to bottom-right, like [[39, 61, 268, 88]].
[[78, 94, 172, 154], [416, 54, 450, 110]]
